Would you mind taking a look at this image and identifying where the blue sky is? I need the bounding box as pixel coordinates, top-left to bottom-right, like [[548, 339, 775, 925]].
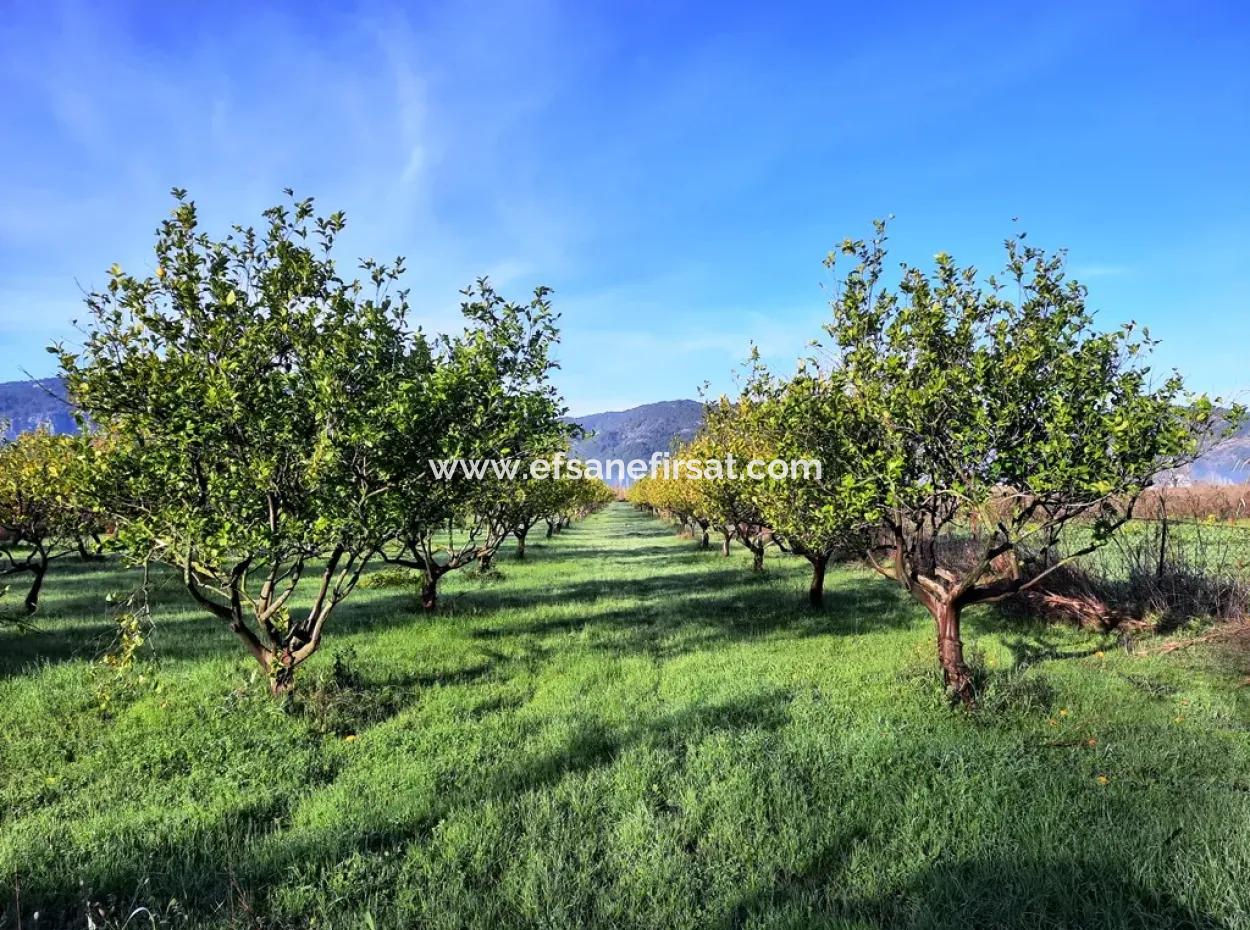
[[1, 1, 1247, 414]]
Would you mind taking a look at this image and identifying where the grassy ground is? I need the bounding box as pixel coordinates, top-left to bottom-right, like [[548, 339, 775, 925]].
[[2, 503, 1249, 929]]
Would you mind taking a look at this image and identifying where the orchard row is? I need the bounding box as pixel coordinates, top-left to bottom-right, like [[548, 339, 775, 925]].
[[1, 191, 613, 693]]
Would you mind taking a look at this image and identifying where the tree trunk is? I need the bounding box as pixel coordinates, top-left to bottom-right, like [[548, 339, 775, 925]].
[[479, 551, 493, 573], [24, 557, 48, 615], [934, 599, 975, 706], [77, 536, 103, 562], [720, 529, 732, 557], [752, 546, 764, 572], [421, 576, 438, 610], [516, 527, 528, 559], [808, 554, 828, 608], [270, 661, 296, 696], [546, 520, 555, 538]]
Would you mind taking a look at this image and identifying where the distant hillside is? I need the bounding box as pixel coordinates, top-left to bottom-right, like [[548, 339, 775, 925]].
[[565, 398, 1250, 487], [2, 376, 1246, 485], [1182, 417, 1250, 485], [0, 377, 76, 439], [567, 399, 703, 474], [0, 383, 707, 477]]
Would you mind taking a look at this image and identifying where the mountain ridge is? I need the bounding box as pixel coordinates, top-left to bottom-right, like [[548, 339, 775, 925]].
[[566, 399, 703, 472], [4, 379, 1247, 485], [0, 377, 76, 439]]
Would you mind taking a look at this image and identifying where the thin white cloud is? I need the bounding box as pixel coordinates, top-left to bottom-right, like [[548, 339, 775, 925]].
[[0, 0, 594, 383]]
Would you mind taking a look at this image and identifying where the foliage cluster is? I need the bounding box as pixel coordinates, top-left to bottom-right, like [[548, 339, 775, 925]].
[[49, 190, 611, 691], [633, 224, 1234, 703]]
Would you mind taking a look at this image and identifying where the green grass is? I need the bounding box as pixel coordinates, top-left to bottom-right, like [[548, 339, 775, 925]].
[[2, 503, 1249, 929]]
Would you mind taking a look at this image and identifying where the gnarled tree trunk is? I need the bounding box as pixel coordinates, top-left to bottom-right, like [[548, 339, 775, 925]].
[[270, 659, 296, 696], [932, 597, 974, 706], [807, 554, 828, 608], [77, 536, 104, 562], [24, 556, 48, 615], [421, 575, 439, 610], [515, 527, 528, 559]]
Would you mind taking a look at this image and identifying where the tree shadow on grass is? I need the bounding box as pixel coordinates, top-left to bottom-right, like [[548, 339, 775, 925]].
[[2, 554, 486, 678], [997, 634, 1105, 669], [0, 558, 215, 676], [458, 566, 761, 613], [5, 510, 846, 678], [0, 607, 249, 679], [729, 855, 1231, 929], [248, 686, 796, 887], [534, 542, 700, 560], [468, 573, 919, 660], [0, 588, 440, 679], [963, 609, 1109, 670], [11, 688, 796, 926], [0, 618, 120, 676]]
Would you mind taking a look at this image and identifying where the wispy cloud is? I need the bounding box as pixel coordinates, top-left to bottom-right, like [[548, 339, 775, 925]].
[[2, 0, 1246, 412], [0, 0, 592, 380]]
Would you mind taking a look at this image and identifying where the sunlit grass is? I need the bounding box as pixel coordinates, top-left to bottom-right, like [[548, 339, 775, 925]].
[[2, 504, 1248, 928]]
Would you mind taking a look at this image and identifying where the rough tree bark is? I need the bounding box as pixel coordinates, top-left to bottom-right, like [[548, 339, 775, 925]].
[[76, 534, 105, 562], [421, 574, 440, 610], [736, 533, 766, 571], [23, 557, 48, 615], [931, 597, 975, 705], [270, 660, 296, 696], [807, 554, 828, 608]]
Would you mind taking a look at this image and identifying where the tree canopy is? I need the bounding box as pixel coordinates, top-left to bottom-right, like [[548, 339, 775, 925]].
[[813, 224, 1230, 702], [0, 428, 97, 614], [57, 190, 573, 691]]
